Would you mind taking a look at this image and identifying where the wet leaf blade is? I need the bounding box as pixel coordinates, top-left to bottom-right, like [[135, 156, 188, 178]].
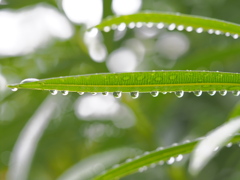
[[7, 71, 240, 93], [93, 135, 240, 180], [94, 12, 240, 35]]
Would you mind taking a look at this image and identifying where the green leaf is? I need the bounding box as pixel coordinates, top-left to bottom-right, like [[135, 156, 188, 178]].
[[7, 71, 240, 97], [93, 134, 240, 180], [189, 117, 240, 175], [94, 12, 240, 38]]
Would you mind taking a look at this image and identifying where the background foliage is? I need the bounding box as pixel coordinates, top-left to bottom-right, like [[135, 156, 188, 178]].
[[1, 0, 240, 180]]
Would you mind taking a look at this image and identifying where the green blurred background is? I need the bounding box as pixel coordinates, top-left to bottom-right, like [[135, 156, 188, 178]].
[[1, 0, 240, 179]]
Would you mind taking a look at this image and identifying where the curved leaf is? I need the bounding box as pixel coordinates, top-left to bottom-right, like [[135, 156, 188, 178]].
[[7, 71, 240, 97], [93, 134, 240, 180], [94, 12, 240, 38]]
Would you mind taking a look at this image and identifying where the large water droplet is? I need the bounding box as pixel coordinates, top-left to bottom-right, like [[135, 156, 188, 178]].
[[177, 25, 184, 31], [91, 92, 97, 95], [50, 90, 58, 95], [128, 22, 135, 29], [113, 91, 122, 98], [232, 90, 240, 96], [78, 92, 84, 95], [219, 90, 227, 96], [102, 92, 108, 96], [117, 23, 126, 31], [156, 22, 164, 29], [208, 90, 216, 96], [175, 91, 184, 98], [168, 23, 176, 31], [176, 154, 183, 162], [196, 27, 203, 33], [61, 91, 68, 96], [11, 88, 18, 92], [167, 157, 175, 165], [193, 90, 202, 97], [103, 26, 111, 32], [130, 91, 139, 99], [146, 22, 154, 28], [150, 91, 159, 97], [136, 22, 143, 28], [225, 32, 231, 37], [226, 142, 232, 148], [208, 29, 214, 34], [233, 34, 239, 39], [215, 30, 221, 35], [186, 26, 193, 32], [20, 78, 39, 84]]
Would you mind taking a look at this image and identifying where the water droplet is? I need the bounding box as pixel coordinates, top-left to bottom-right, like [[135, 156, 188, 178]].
[[102, 92, 108, 96], [128, 22, 135, 29], [112, 164, 120, 169], [219, 90, 227, 96], [136, 22, 143, 28], [11, 88, 18, 92], [172, 143, 178, 146], [208, 90, 216, 96], [214, 146, 219, 151], [78, 92, 84, 95], [176, 154, 183, 162], [113, 91, 122, 98], [168, 23, 176, 31], [150, 163, 157, 168], [130, 91, 139, 99], [193, 90, 202, 97], [138, 166, 148, 173], [226, 142, 232, 148], [117, 23, 126, 31], [150, 91, 159, 97], [125, 158, 132, 163], [232, 90, 240, 96], [20, 78, 39, 84], [233, 34, 239, 39], [186, 26, 193, 32], [162, 92, 167, 95], [225, 32, 231, 37], [111, 24, 117, 30], [158, 160, 164, 165], [143, 151, 150, 155], [156, 147, 164, 151], [146, 22, 154, 28], [103, 26, 111, 32], [50, 90, 58, 95], [215, 30, 221, 35], [61, 91, 68, 96], [92, 92, 97, 95], [157, 22, 164, 29], [196, 27, 203, 33], [177, 25, 184, 31], [175, 91, 184, 98], [208, 29, 214, 34], [88, 28, 98, 37], [167, 157, 175, 165]]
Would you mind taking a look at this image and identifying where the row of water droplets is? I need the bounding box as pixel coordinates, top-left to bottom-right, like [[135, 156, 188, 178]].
[[99, 21, 239, 39], [11, 78, 240, 98], [99, 137, 240, 177]]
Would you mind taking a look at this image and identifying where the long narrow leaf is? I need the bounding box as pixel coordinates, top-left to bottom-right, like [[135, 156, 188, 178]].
[[7, 71, 240, 97], [94, 12, 240, 38], [93, 134, 240, 180]]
